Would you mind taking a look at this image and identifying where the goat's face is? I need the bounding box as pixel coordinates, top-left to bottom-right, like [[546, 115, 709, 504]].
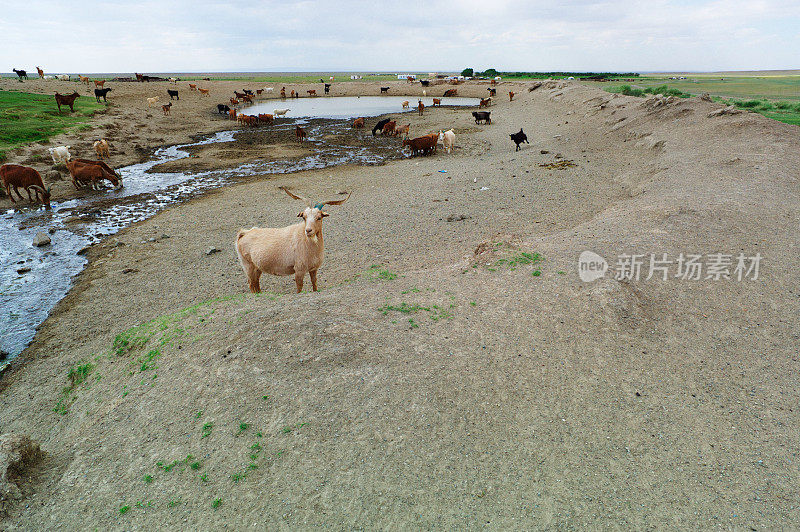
[[298, 207, 327, 240]]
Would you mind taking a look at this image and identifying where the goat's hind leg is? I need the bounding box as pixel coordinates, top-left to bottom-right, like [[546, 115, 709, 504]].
[[309, 270, 318, 292], [242, 261, 261, 293]]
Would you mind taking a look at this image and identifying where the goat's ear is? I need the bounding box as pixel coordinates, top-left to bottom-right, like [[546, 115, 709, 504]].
[[297, 211, 305, 218], [321, 211, 329, 217]]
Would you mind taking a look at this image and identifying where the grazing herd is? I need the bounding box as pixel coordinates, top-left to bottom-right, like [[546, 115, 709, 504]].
[[4, 73, 531, 297]]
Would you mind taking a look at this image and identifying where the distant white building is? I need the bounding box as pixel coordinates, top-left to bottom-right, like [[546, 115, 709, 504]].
[[350, 75, 362, 80], [398, 74, 416, 80]]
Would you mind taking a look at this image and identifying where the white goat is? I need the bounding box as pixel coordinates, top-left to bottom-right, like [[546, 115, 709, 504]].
[[147, 96, 160, 107], [235, 187, 350, 293], [48, 145, 71, 164], [273, 108, 290, 117], [264, 87, 274, 93], [438, 129, 455, 154]]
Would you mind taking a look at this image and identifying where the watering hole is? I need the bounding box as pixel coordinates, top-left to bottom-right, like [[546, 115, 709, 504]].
[[0, 96, 479, 368], [243, 95, 480, 119]]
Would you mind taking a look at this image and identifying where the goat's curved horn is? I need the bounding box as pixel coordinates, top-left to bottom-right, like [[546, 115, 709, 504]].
[[279, 186, 312, 207], [318, 192, 351, 208]]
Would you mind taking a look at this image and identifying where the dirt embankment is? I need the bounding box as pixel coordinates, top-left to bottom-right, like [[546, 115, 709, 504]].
[[1, 78, 799, 529]]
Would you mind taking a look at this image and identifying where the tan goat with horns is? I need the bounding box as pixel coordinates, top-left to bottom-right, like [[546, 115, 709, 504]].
[[235, 186, 350, 293]]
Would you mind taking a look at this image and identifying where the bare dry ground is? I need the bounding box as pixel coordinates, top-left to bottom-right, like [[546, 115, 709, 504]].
[[1, 78, 799, 530]]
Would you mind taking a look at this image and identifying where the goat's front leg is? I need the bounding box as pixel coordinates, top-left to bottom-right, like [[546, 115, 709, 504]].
[[309, 270, 318, 292], [294, 273, 304, 293]]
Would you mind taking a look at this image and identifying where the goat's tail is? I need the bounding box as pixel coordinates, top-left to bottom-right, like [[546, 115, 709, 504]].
[[235, 229, 248, 271]]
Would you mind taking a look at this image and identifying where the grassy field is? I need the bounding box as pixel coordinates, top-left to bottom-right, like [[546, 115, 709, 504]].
[[0, 90, 104, 161], [585, 75, 800, 126]]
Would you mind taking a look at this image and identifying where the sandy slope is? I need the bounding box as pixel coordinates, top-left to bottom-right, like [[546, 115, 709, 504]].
[[1, 79, 799, 530]]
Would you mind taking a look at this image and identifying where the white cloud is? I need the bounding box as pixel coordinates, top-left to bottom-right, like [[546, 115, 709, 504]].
[[1, 0, 798, 73]]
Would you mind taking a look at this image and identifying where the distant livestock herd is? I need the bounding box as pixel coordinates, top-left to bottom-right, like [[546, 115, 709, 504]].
[[4, 70, 532, 293]]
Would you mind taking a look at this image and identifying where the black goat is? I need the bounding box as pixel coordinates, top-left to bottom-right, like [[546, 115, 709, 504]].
[[167, 89, 179, 100], [217, 104, 230, 115], [324, 83, 331, 94], [12, 68, 27, 80], [509, 128, 529, 151], [243, 89, 253, 96], [372, 118, 391, 136], [472, 111, 491, 124], [380, 87, 389, 94], [94, 87, 113, 102]]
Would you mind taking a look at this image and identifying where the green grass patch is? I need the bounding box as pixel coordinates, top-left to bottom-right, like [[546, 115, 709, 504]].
[[495, 251, 542, 270], [53, 361, 96, 415], [592, 75, 800, 126], [368, 264, 398, 281], [721, 98, 800, 125], [111, 294, 246, 356], [0, 90, 104, 161], [378, 300, 455, 324]]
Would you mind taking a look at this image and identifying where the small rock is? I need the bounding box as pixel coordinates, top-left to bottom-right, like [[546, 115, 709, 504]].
[[707, 105, 742, 118], [206, 247, 220, 255], [121, 268, 139, 274], [0, 350, 7, 361], [48, 228, 56, 234], [446, 214, 470, 222], [700, 92, 712, 102], [540, 150, 549, 154], [32, 232, 50, 247], [46, 170, 62, 181], [17, 267, 31, 274], [147, 237, 157, 243], [161, 234, 170, 239], [555, 153, 563, 159]]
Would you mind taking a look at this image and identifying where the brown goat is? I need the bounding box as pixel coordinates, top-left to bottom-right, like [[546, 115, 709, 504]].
[[66, 159, 122, 190], [381, 120, 396, 136], [295, 125, 307, 141], [402, 134, 437, 156], [352, 117, 365, 128], [0, 164, 51, 209], [55, 92, 80, 112]]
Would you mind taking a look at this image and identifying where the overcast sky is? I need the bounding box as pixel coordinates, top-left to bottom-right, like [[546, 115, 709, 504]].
[[2, 0, 799, 73]]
